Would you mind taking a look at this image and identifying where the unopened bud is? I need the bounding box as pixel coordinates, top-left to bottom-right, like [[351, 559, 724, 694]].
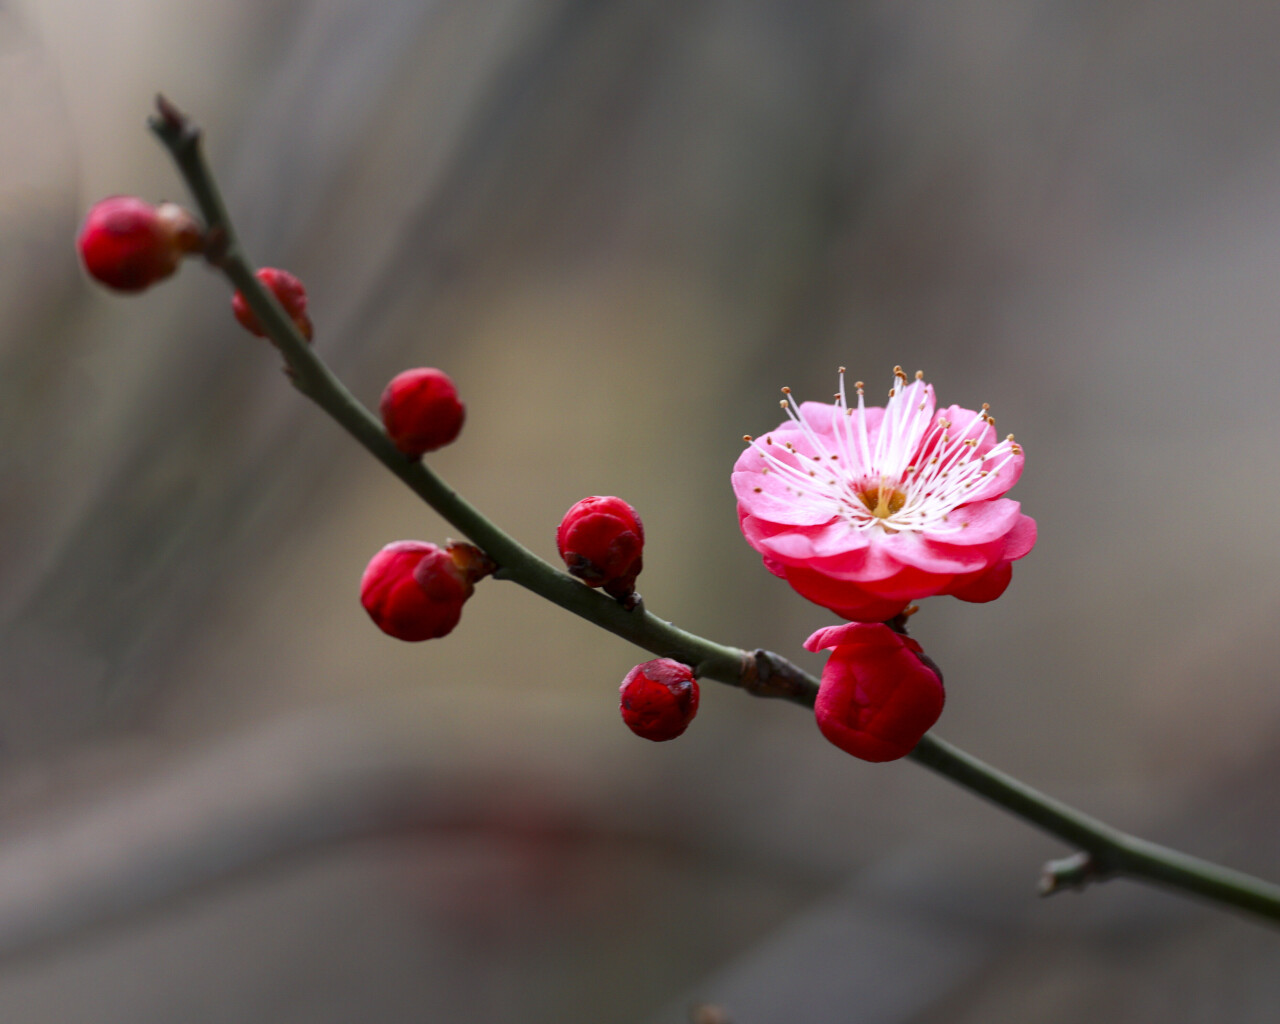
[[803, 622, 944, 762], [619, 659, 699, 741], [232, 267, 314, 341], [360, 540, 492, 641], [556, 496, 644, 601], [380, 368, 466, 457], [77, 196, 199, 292]]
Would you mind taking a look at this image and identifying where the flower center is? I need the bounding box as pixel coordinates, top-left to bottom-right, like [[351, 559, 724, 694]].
[[857, 483, 906, 519]]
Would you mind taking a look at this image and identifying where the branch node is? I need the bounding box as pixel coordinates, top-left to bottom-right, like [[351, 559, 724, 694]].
[[201, 224, 230, 267], [1040, 851, 1106, 896], [739, 649, 819, 703]]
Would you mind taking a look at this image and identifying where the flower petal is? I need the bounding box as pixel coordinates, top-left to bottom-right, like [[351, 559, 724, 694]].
[[753, 521, 872, 565], [922, 498, 1026, 547], [1001, 513, 1037, 560], [945, 560, 1013, 603], [781, 565, 911, 621]]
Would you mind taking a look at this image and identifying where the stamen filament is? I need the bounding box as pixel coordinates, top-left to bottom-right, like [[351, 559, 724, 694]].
[[746, 369, 1022, 534]]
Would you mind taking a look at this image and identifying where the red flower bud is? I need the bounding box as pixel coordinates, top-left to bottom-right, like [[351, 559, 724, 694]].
[[556, 496, 644, 599], [231, 267, 314, 341], [380, 368, 466, 456], [360, 540, 493, 641], [619, 659, 699, 741], [803, 622, 944, 762], [77, 196, 199, 292]]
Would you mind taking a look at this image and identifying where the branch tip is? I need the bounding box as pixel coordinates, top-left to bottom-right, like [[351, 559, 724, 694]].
[[150, 94, 200, 149]]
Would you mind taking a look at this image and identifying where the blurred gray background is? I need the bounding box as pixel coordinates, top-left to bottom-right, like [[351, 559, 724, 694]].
[[0, 0, 1278, 1020]]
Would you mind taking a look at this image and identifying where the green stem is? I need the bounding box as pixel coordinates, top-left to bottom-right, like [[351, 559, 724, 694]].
[[912, 735, 1280, 919], [148, 97, 1280, 926]]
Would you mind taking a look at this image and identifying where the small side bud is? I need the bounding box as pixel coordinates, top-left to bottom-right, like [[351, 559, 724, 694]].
[[379, 368, 466, 457], [556, 496, 644, 601], [154, 202, 204, 256], [77, 196, 199, 292], [445, 539, 496, 582], [360, 540, 490, 641], [619, 659, 699, 741], [231, 267, 314, 341]]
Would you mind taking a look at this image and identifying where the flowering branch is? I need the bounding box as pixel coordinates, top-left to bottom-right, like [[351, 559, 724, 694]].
[[146, 97, 1280, 926]]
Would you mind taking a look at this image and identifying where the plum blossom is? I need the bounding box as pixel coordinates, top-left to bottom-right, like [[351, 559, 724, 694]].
[[733, 367, 1036, 622]]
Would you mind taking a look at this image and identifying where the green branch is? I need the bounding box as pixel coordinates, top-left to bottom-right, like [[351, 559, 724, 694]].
[[149, 96, 1280, 926]]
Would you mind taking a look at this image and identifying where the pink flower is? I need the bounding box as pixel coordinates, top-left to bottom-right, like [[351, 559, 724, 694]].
[[805, 621, 944, 762], [734, 367, 1035, 621]]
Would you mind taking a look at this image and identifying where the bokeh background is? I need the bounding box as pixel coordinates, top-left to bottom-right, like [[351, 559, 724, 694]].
[[1, 0, 1279, 1020]]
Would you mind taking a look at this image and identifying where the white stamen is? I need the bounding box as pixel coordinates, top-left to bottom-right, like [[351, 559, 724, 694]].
[[747, 369, 1022, 534]]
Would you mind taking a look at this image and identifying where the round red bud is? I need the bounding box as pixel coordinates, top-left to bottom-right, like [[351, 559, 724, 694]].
[[380, 368, 466, 456], [78, 196, 196, 292], [556, 496, 644, 598], [619, 659, 700, 741], [803, 622, 945, 762], [360, 540, 488, 642], [231, 267, 314, 342]]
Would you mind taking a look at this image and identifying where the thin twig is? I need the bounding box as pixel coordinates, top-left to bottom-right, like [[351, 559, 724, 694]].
[[149, 96, 1280, 926]]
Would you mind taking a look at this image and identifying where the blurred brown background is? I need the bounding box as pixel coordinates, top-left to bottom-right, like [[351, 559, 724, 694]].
[[0, 0, 1279, 1020]]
